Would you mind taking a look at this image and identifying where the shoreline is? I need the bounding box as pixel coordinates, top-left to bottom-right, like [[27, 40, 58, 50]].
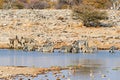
[[0, 65, 82, 79], [1, 26, 120, 51], [0, 41, 120, 51]]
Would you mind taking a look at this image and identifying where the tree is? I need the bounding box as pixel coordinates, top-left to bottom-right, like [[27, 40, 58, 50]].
[[29, 1, 49, 9], [2, 0, 24, 9], [56, 0, 82, 9], [72, 4, 107, 27]]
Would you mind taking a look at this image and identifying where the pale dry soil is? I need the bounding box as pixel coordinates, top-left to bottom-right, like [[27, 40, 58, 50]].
[[0, 66, 62, 79], [0, 66, 81, 79], [0, 24, 120, 50]]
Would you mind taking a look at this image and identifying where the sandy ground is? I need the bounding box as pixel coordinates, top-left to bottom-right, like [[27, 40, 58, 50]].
[[0, 65, 82, 79], [0, 24, 120, 50], [0, 9, 120, 50], [0, 66, 72, 79]]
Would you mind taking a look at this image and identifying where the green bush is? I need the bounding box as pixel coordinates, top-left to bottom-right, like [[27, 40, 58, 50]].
[[72, 4, 107, 27]]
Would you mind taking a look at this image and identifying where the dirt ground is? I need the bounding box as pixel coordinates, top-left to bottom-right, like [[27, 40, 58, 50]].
[[0, 66, 66, 79], [0, 25, 120, 50]]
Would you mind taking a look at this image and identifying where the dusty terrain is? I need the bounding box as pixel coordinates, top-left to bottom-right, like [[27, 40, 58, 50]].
[[0, 25, 120, 50], [0, 66, 62, 79], [0, 9, 120, 80], [0, 9, 120, 50], [0, 66, 81, 79]]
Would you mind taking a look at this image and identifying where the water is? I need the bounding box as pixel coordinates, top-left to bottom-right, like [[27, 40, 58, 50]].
[[0, 49, 120, 80]]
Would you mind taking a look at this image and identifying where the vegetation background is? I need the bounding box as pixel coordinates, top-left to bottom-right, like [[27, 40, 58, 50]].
[[0, 0, 120, 27], [0, 0, 117, 9]]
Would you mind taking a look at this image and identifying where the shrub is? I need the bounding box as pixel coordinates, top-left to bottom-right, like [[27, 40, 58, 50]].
[[48, 1, 56, 9], [0, 0, 24, 9], [72, 4, 107, 27], [12, 1, 24, 9], [29, 1, 49, 9], [19, 0, 30, 3], [82, 0, 112, 9], [55, 0, 81, 9], [55, 0, 75, 9]]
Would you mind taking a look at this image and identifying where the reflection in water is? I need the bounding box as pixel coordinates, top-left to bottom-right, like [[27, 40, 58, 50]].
[[0, 49, 120, 80], [0, 49, 120, 67]]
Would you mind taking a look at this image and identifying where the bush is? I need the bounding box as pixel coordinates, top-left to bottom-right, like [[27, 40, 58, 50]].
[[72, 4, 107, 27], [0, 0, 24, 9], [29, 1, 49, 9], [48, 1, 56, 9], [82, 0, 112, 9], [12, 1, 24, 9]]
